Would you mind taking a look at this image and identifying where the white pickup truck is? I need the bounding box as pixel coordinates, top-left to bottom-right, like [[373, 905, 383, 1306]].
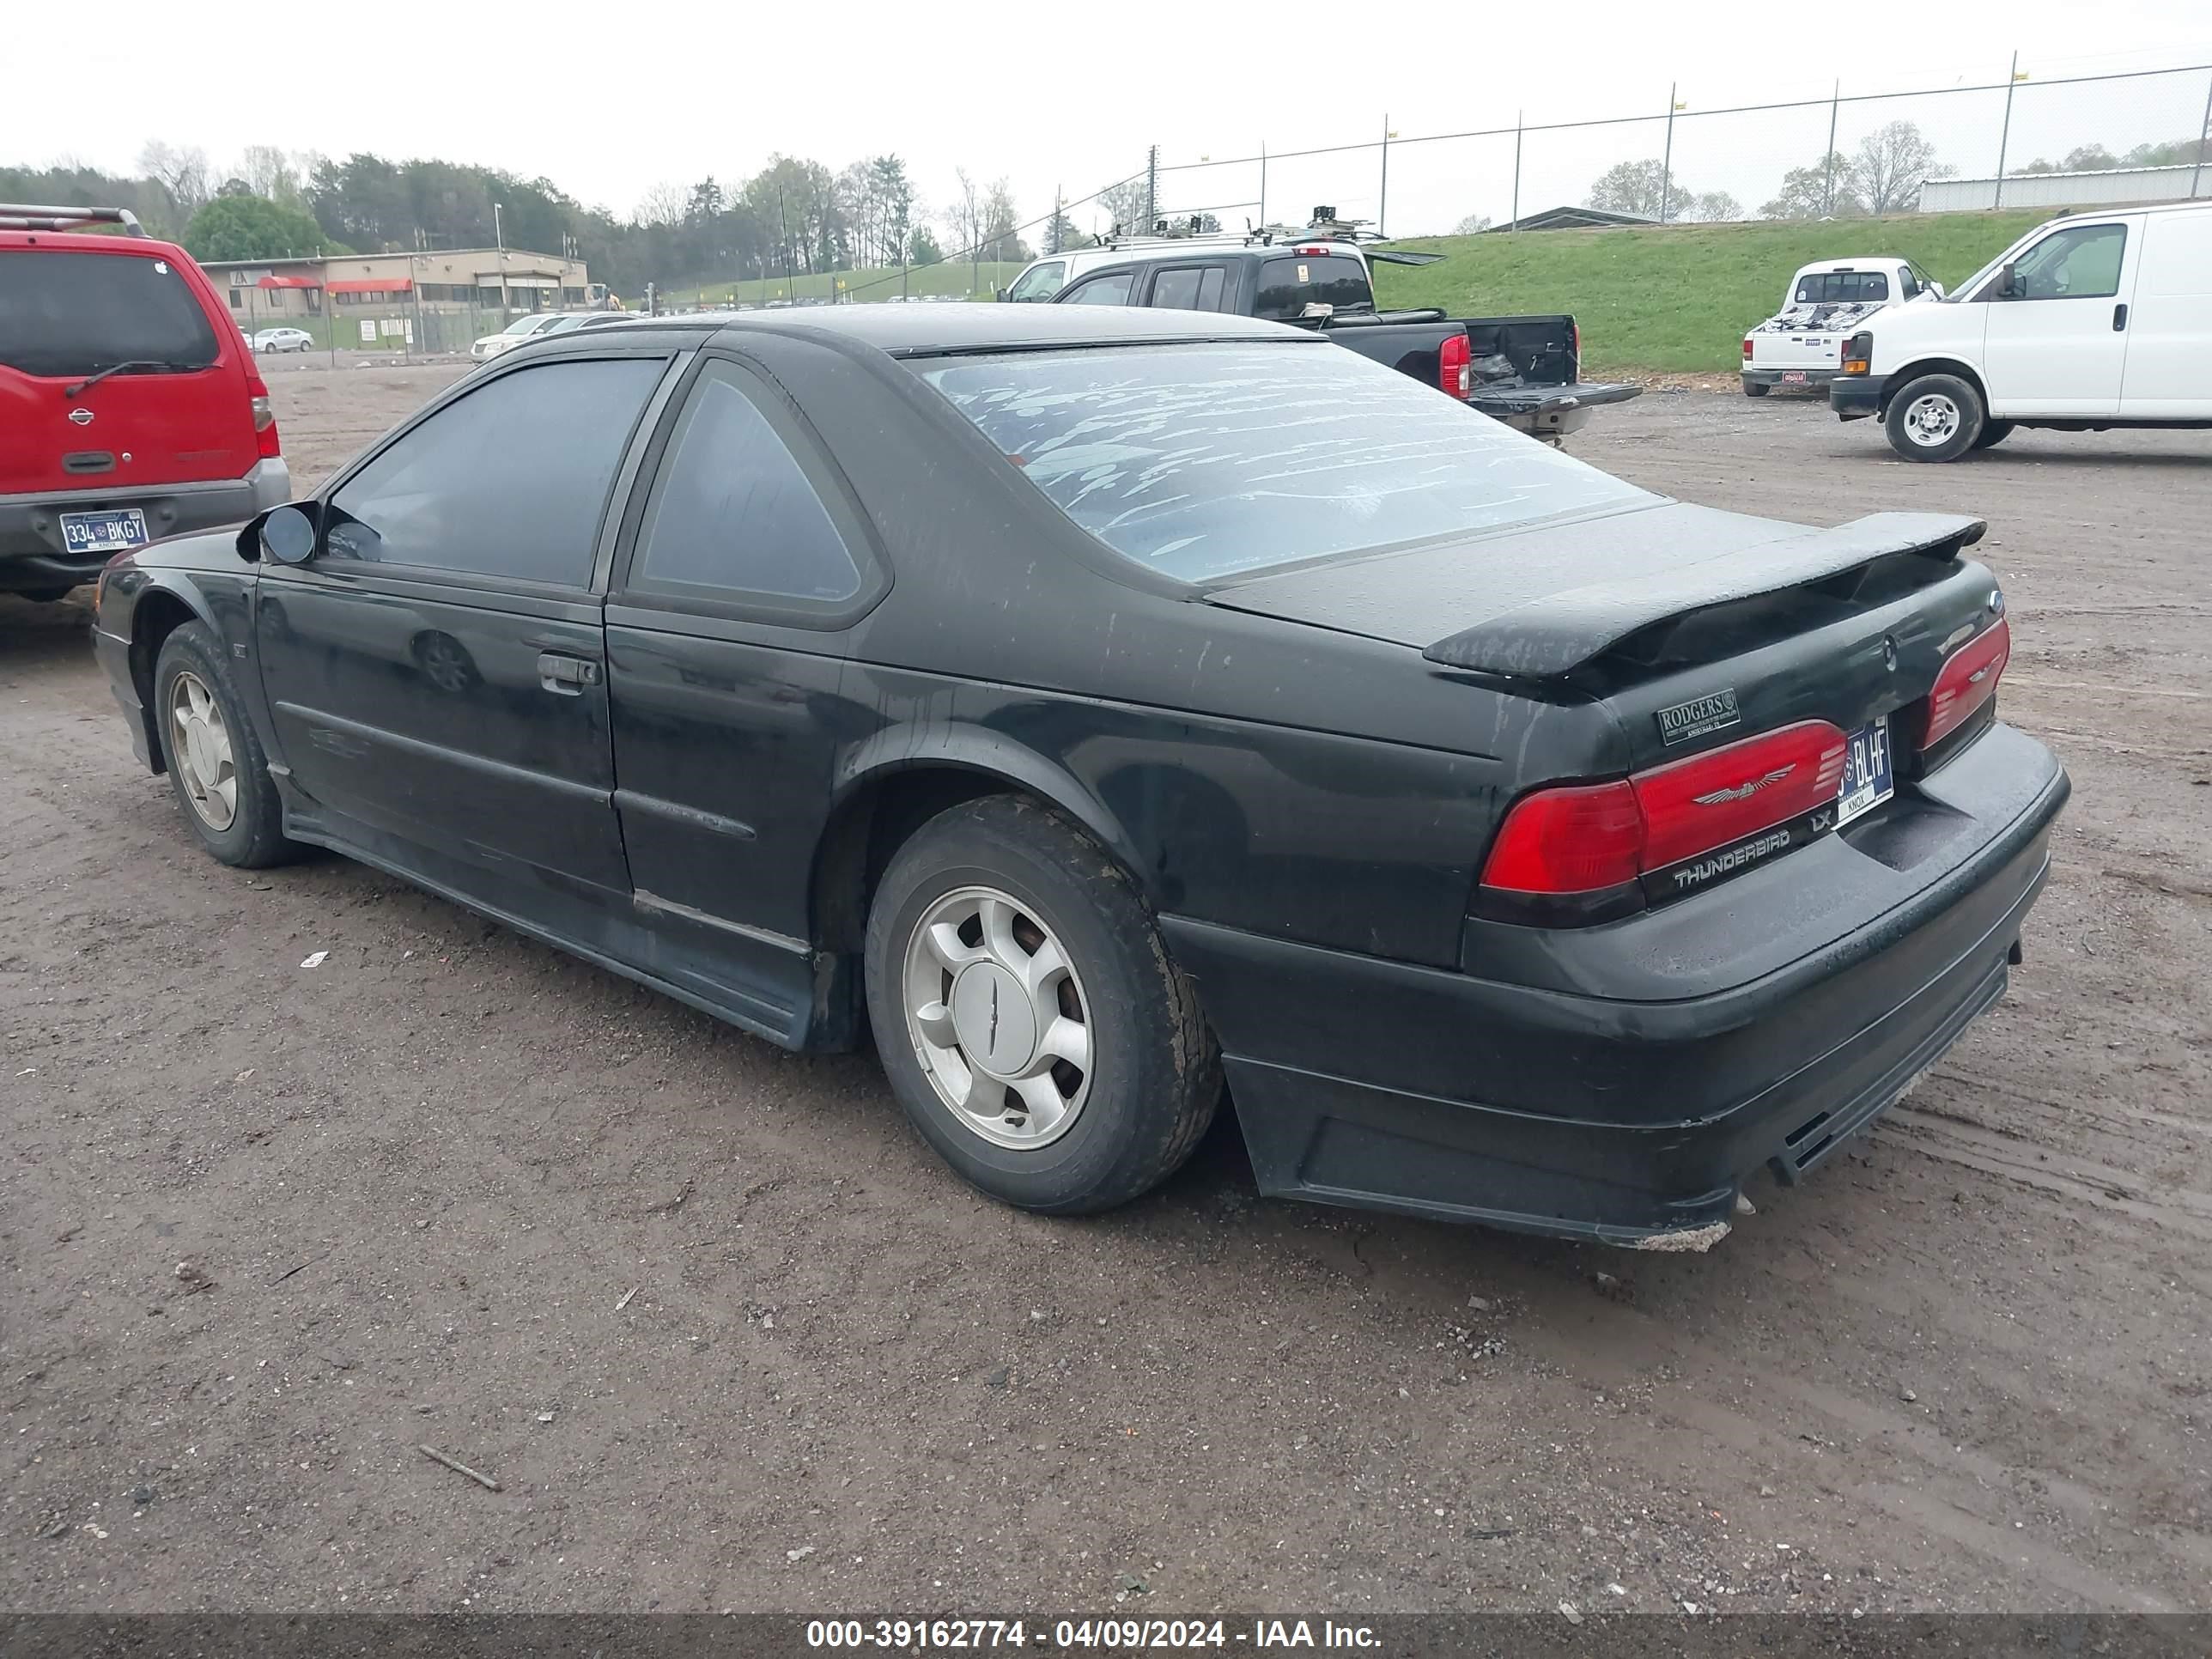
[[1741, 258, 1941, 397]]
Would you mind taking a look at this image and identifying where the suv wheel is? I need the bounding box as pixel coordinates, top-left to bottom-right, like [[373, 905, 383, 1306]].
[[153, 622, 301, 868], [864, 796, 1220, 1215], [1884, 373, 1984, 462], [1741, 378, 1770, 398]]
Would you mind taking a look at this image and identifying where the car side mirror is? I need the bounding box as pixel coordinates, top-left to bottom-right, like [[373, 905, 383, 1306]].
[[259, 504, 318, 565], [1928, 281, 1946, 300], [1996, 264, 2021, 300]]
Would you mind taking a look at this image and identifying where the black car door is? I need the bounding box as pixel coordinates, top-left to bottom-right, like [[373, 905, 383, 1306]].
[[604, 350, 888, 1043], [254, 350, 678, 909]]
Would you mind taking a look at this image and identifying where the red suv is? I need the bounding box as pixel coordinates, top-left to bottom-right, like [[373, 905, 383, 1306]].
[[1, 204, 289, 600]]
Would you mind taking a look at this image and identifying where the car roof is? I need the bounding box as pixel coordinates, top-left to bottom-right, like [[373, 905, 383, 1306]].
[[1794, 257, 1907, 274], [580, 304, 1314, 357]]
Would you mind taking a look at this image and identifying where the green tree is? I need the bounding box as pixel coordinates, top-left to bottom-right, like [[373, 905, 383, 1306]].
[[183, 193, 332, 261], [1586, 159, 1687, 220], [908, 226, 943, 266], [1759, 154, 1865, 220]]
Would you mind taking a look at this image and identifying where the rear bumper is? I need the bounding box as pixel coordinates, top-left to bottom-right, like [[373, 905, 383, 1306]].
[[1831, 374, 1887, 422], [1743, 367, 1838, 389], [1163, 726, 2069, 1247], [0, 460, 290, 590]]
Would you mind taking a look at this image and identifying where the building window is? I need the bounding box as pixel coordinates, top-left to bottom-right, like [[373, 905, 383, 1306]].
[[228, 288, 244, 308]]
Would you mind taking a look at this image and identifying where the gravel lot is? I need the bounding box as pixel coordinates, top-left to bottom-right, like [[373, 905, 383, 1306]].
[[3, 364, 2208, 1620]]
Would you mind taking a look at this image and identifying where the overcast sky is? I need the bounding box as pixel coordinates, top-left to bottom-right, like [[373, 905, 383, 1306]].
[[9, 3, 2209, 247]]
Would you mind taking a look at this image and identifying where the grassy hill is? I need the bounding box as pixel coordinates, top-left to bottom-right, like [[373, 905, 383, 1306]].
[[659, 260, 1025, 310], [1374, 210, 2051, 374]]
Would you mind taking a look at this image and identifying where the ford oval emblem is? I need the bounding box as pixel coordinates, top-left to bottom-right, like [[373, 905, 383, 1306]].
[[68, 406, 94, 426]]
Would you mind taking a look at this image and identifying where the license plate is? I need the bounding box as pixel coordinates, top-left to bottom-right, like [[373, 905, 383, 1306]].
[[59, 508, 150, 556], [1781, 371, 1808, 384], [1836, 715, 1894, 827]]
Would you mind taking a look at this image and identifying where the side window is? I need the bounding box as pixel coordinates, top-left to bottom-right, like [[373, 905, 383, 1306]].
[[1006, 261, 1066, 302], [2005, 223, 2128, 301], [628, 361, 864, 608], [323, 356, 661, 586], [1062, 272, 1134, 306], [1149, 267, 1204, 311], [1197, 267, 1224, 311]]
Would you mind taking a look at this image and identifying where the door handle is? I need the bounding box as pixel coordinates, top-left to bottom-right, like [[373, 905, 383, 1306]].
[[2113, 303, 2129, 331], [537, 651, 602, 695]]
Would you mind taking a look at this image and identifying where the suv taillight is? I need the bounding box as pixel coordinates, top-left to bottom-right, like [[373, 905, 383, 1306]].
[[1923, 617, 2009, 750], [1440, 333, 1472, 398], [245, 368, 282, 458], [1478, 720, 1849, 922], [1742, 337, 1754, 360], [1841, 331, 1872, 375]]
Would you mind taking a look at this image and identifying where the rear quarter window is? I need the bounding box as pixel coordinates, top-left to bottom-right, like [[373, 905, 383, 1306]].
[[0, 250, 221, 377], [1253, 253, 1372, 320]]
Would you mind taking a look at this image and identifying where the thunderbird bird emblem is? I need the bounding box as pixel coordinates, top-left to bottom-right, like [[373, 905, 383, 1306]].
[[1692, 764, 1796, 805]]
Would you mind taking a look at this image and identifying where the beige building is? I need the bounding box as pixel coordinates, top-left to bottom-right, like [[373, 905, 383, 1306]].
[[202, 247, 596, 331]]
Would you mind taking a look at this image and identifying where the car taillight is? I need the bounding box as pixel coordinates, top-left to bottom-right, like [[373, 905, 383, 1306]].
[[1479, 720, 1849, 915], [1923, 616, 2009, 750], [1742, 337, 1754, 360], [245, 368, 282, 458], [1841, 331, 1872, 375], [1440, 333, 1472, 398], [1629, 721, 1848, 871]]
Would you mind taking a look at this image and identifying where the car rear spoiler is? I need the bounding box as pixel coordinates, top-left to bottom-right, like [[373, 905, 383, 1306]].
[[1421, 511, 1986, 678]]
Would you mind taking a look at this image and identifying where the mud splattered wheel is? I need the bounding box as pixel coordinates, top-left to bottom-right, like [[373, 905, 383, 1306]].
[[865, 796, 1220, 1215]]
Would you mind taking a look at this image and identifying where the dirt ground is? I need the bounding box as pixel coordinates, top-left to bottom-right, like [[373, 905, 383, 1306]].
[[3, 365, 2208, 1620]]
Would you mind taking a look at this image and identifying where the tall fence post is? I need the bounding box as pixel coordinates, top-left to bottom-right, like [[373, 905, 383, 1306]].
[[1145, 144, 1158, 232], [1379, 115, 1391, 236], [2192, 71, 2212, 200], [1511, 111, 1522, 232], [1259, 141, 1267, 229], [1659, 82, 1678, 224], [1994, 52, 2021, 210], [1822, 80, 1841, 214]]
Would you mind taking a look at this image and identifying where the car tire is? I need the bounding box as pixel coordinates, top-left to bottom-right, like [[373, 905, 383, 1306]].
[[1741, 379, 1771, 398], [1883, 373, 1984, 462], [864, 794, 1220, 1215], [152, 621, 301, 869], [1972, 419, 2015, 451]]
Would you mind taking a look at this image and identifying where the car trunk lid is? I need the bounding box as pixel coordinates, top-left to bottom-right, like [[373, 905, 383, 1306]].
[[0, 245, 259, 495]]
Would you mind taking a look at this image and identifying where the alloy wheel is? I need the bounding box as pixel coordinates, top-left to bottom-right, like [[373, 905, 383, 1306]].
[[168, 670, 238, 831], [901, 885, 1092, 1149]]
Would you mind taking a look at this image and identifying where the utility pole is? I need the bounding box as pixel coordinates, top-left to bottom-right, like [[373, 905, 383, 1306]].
[[2190, 70, 2211, 202], [1145, 145, 1158, 233], [1379, 115, 1391, 238], [1511, 111, 1523, 232], [1994, 52, 2023, 210], [1659, 83, 1679, 225], [1050, 185, 1061, 256], [1823, 79, 1842, 215], [493, 201, 508, 314]]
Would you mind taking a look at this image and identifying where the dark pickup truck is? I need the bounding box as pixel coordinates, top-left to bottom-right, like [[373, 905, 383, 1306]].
[[1049, 242, 1640, 441]]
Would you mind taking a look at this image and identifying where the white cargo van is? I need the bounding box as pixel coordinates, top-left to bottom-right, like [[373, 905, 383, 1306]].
[[1832, 199, 2212, 460]]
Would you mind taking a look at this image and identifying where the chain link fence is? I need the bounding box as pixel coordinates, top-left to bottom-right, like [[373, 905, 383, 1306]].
[[1151, 62, 2212, 237]]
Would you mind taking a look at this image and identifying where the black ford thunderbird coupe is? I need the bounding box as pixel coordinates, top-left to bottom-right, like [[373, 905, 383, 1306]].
[[92, 306, 2067, 1248]]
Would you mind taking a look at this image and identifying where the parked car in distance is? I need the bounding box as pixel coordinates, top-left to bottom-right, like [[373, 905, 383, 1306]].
[[92, 305, 2066, 1249], [1042, 224, 1639, 442], [469, 312, 574, 360], [1, 202, 289, 600], [252, 325, 316, 354], [1741, 258, 1940, 397], [1834, 199, 2212, 459]]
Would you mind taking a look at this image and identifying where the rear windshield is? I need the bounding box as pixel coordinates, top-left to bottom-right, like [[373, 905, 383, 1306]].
[[1253, 252, 1373, 319], [0, 249, 221, 378], [914, 342, 1650, 582], [1794, 270, 1889, 304]]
